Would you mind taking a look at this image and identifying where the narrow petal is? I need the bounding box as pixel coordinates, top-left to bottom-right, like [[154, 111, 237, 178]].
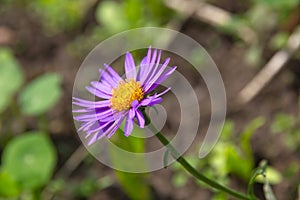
[[156, 87, 171, 98], [137, 47, 152, 84], [74, 108, 113, 121], [106, 119, 123, 138], [78, 121, 94, 132], [99, 69, 119, 88], [128, 108, 135, 119], [143, 50, 161, 85], [103, 63, 123, 83], [86, 86, 111, 99], [135, 109, 145, 128], [124, 115, 134, 137], [144, 66, 176, 93], [125, 52, 136, 80], [72, 98, 111, 108], [106, 113, 126, 138], [140, 96, 162, 106], [131, 100, 139, 109], [88, 133, 98, 146], [142, 57, 170, 89], [90, 81, 112, 95]]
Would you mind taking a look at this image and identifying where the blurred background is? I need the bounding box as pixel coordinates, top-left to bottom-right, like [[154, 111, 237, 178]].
[[0, 0, 299, 199]]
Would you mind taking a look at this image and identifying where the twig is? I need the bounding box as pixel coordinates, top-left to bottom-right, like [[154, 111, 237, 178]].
[[237, 26, 300, 105], [164, 0, 257, 44], [42, 144, 89, 199], [54, 144, 88, 179]]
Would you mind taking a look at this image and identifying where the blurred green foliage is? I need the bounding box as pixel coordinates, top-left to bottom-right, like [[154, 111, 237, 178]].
[[0, 0, 299, 199], [110, 127, 151, 200], [0, 132, 56, 198], [70, 0, 176, 55], [271, 113, 300, 151], [19, 73, 62, 116], [28, 0, 87, 33], [220, 0, 300, 67], [72, 176, 113, 198], [0, 48, 24, 113], [0, 47, 62, 199], [96, 0, 174, 33], [171, 118, 284, 199], [2, 0, 89, 34]]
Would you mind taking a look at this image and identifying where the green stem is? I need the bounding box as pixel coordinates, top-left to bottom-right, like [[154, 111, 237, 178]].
[[155, 131, 252, 200]]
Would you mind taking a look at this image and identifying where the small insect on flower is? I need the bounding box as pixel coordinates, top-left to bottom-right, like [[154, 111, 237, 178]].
[[73, 47, 176, 145]]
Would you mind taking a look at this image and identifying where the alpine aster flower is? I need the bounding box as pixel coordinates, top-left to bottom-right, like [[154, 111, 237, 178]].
[[73, 47, 176, 145]]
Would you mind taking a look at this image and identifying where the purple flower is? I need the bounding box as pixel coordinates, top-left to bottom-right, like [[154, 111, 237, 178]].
[[73, 47, 176, 145]]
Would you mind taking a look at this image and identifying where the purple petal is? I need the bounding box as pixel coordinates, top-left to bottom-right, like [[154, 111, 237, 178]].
[[144, 66, 176, 93], [90, 81, 112, 95], [140, 96, 162, 106], [73, 109, 90, 113], [142, 57, 170, 90], [103, 64, 123, 83], [135, 109, 145, 128], [137, 47, 152, 84], [128, 108, 135, 119], [86, 86, 111, 99], [143, 50, 161, 85], [99, 70, 118, 88], [106, 113, 127, 137], [88, 133, 98, 145], [78, 121, 95, 132], [156, 87, 171, 97], [131, 100, 139, 109], [150, 48, 157, 67], [125, 52, 136, 80], [74, 108, 114, 121], [124, 116, 134, 137], [72, 98, 110, 108], [106, 120, 123, 138], [86, 121, 111, 136]]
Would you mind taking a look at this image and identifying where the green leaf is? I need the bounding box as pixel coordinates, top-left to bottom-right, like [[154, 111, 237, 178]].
[[245, 45, 263, 66], [124, 0, 143, 27], [225, 146, 253, 180], [209, 143, 229, 178], [109, 127, 151, 200], [255, 167, 282, 184], [254, 0, 299, 9], [0, 170, 20, 197], [0, 48, 24, 113], [19, 73, 62, 115], [221, 121, 234, 141], [172, 173, 188, 188], [271, 113, 295, 134], [270, 32, 289, 50], [29, 0, 86, 33], [240, 117, 265, 160], [96, 1, 128, 33], [2, 132, 57, 189], [284, 129, 300, 151]]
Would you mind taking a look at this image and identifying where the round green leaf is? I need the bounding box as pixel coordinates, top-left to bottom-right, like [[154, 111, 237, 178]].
[[19, 73, 62, 115], [2, 132, 57, 189], [0, 48, 24, 112]]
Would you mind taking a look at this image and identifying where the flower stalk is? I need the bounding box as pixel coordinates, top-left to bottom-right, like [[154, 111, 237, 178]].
[[154, 129, 254, 200]]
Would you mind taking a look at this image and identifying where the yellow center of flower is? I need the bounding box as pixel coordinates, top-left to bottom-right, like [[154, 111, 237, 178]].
[[110, 79, 144, 111]]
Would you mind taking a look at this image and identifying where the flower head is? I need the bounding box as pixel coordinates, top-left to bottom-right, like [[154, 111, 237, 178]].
[[73, 47, 176, 145]]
